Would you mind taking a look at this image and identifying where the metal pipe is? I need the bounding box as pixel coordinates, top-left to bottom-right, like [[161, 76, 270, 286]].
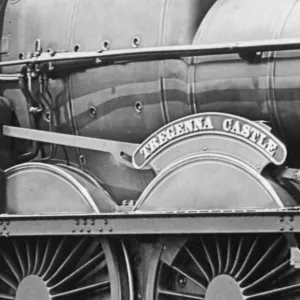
[[37, 74, 58, 162], [0, 37, 300, 68], [17, 69, 40, 162], [0, 74, 19, 81]]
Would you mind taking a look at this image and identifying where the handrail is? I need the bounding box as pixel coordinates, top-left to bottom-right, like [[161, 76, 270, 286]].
[[0, 37, 299, 69]]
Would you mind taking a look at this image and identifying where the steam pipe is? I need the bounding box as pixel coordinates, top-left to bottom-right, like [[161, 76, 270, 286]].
[[0, 37, 300, 68], [17, 67, 40, 163], [0, 74, 19, 81], [37, 74, 58, 162]]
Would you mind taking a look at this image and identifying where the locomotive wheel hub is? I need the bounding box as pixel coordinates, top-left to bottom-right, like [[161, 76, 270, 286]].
[[205, 275, 243, 300], [147, 234, 300, 300], [16, 275, 49, 300]]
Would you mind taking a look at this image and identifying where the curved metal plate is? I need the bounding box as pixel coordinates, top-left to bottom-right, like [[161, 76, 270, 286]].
[[57, 164, 117, 212], [134, 153, 296, 211], [5, 162, 116, 214], [133, 113, 287, 170]]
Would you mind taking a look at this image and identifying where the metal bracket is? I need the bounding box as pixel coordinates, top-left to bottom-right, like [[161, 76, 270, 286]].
[[274, 167, 300, 182], [285, 233, 300, 268], [2, 125, 138, 166]]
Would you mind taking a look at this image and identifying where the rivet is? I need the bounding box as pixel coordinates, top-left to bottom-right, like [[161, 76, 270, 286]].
[[3, 225, 6, 230], [79, 227, 84, 232], [5, 232, 9, 237], [6, 221, 9, 226], [279, 216, 284, 222], [134, 101, 143, 113], [178, 275, 187, 288], [83, 219, 87, 225], [74, 44, 80, 52], [89, 106, 97, 118], [79, 155, 86, 165], [280, 226, 284, 231], [76, 220, 80, 225], [104, 219, 108, 225], [87, 227, 91, 233], [290, 216, 294, 222], [132, 36, 140, 48], [290, 225, 294, 231], [71, 228, 76, 233], [203, 147, 207, 151], [91, 219, 95, 226], [102, 40, 110, 51], [137, 294, 142, 300], [99, 228, 103, 232], [108, 227, 113, 232], [45, 111, 51, 122]]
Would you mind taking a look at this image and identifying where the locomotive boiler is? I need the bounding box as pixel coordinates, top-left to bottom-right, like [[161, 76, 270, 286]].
[[2, 0, 300, 300]]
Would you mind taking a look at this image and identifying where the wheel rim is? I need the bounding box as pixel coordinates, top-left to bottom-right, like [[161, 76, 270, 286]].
[[148, 234, 300, 300], [0, 236, 128, 300]]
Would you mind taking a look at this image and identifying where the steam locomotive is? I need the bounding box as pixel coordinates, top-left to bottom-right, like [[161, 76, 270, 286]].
[[1, 0, 300, 299]]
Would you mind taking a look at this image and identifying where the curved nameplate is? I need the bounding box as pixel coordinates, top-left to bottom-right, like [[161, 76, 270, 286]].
[[133, 113, 287, 170]]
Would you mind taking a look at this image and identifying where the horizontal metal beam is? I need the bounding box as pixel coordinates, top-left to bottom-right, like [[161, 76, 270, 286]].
[[0, 209, 299, 236], [0, 37, 300, 68], [2, 125, 138, 160]]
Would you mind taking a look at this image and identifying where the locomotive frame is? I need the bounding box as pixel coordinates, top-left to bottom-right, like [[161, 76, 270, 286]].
[[3, 1, 300, 299]]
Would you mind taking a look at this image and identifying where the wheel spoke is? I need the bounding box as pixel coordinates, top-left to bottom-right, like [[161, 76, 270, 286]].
[[13, 241, 25, 278], [77, 257, 107, 285], [0, 273, 17, 290], [52, 280, 110, 298], [240, 236, 282, 284], [0, 293, 14, 300], [247, 282, 300, 299], [37, 237, 51, 276], [42, 237, 66, 280], [230, 237, 243, 275], [224, 236, 232, 273], [46, 237, 87, 283], [215, 236, 222, 274], [245, 259, 289, 290], [32, 240, 41, 274], [235, 236, 259, 280], [170, 265, 206, 290], [158, 288, 205, 299], [26, 240, 32, 275], [201, 238, 216, 278], [0, 251, 21, 282], [50, 251, 105, 290], [184, 246, 210, 283], [0, 237, 126, 300], [75, 239, 99, 268]]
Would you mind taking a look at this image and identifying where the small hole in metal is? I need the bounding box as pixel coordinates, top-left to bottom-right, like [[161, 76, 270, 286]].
[[132, 37, 140, 48], [19, 52, 24, 60], [45, 111, 51, 122], [135, 101, 143, 113], [79, 155, 86, 165], [74, 44, 80, 52], [102, 41, 110, 51], [89, 106, 97, 117]]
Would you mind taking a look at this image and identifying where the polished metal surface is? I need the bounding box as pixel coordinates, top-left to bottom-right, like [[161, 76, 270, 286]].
[[3, 0, 300, 203], [5, 1, 300, 300]]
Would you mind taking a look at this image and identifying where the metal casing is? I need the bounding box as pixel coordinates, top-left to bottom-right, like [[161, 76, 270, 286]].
[[3, 0, 300, 203]]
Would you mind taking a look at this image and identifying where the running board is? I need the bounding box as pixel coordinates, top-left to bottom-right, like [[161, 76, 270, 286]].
[[1, 125, 138, 164], [0, 209, 300, 236]]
